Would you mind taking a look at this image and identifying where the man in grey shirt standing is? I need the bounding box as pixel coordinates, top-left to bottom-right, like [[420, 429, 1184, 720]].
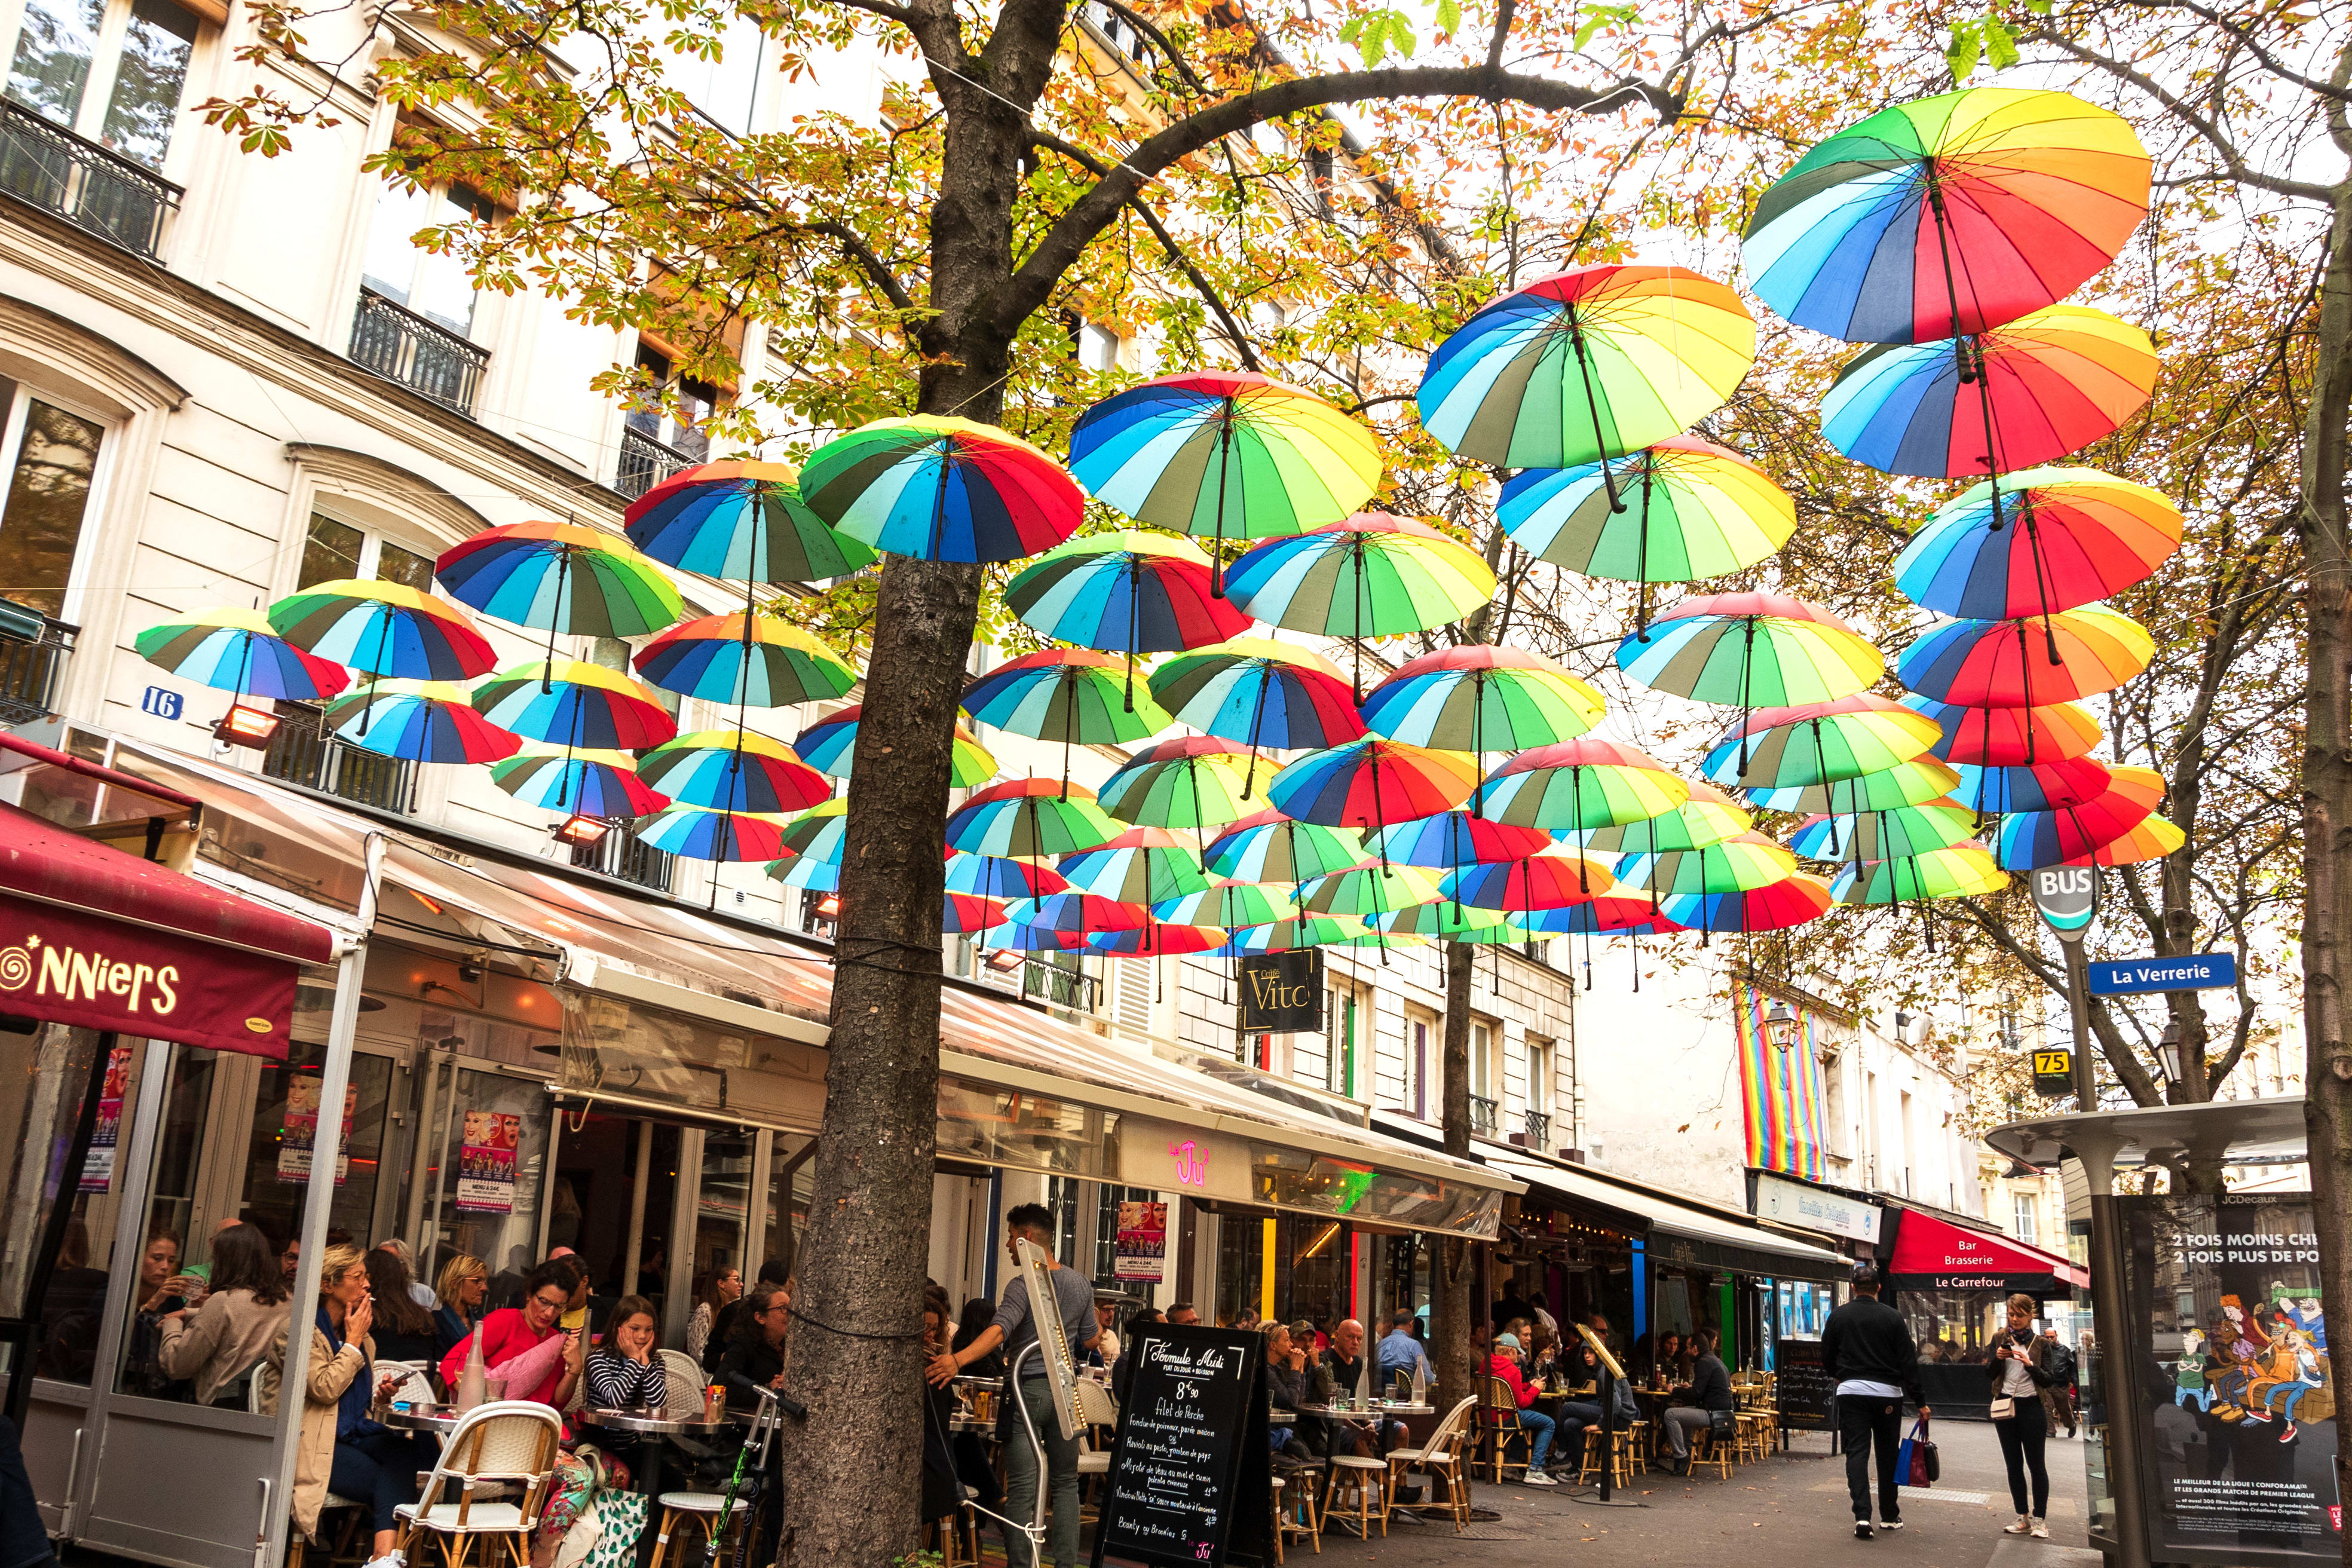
[[927, 1203, 1097, 1567]]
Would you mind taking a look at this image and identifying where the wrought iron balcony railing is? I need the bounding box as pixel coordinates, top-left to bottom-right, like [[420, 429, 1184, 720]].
[[569, 822, 675, 892], [615, 425, 697, 500], [1469, 1094, 1498, 1137], [349, 288, 490, 416], [0, 99, 180, 258], [0, 607, 74, 725], [261, 703, 415, 814], [1524, 1107, 1551, 1147]]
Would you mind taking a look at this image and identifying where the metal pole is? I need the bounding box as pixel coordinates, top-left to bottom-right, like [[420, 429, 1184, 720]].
[[2071, 1131, 2150, 1568], [2065, 940, 2096, 1112]]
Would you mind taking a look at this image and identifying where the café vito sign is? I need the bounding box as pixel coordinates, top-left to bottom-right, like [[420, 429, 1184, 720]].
[[1236, 950, 1323, 1034]]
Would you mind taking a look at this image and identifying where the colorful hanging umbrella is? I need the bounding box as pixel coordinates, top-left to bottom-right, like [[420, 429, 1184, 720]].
[[1266, 739, 1480, 831], [1897, 605, 2152, 705], [1496, 437, 1796, 635], [1000, 892, 1147, 936], [2063, 813, 2185, 867], [136, 607, 350, 702], [1659, 874, 1836, 934], [1994, 765, 2164, 868], [1477, 738, 1690, 834], [634, 613, 859, 710], [1441, 849, 1619, 910], [489, 748, 670, 817], [1067, 371, 1383, 593], [1359, 646, 1606, 795], [1893, 467, 2182, 620], [1202, 812, 1368, 884], [473, 661, 679, 750], [267, 580, 497, 684], [1820, 305, 2158, 479], [777, 798, 848, 862], [633, 804, 793, 862], [944, 777, 1119, 858], [1416, 265, 1757, 479], [1056, 826, 1213, 905], [963, 649, 1172, 788], [636, 730, 832, 814], [1952, 755, 2114, 814], [1362, 812, 1552, 869], [1616, 595, 1884, 751], [943, 893, 1011, 936], [434, 522, 684, 657], [1513, 896, 1685, 936], [796, 703, 997, 788], [1203, 917, 1364, 955], [1084, 923, 1229, 957], [1004, 531, 1251, 706], [1225, 513, 1499, 699], [1619, 833, 1799, 898], [1366, 903, 1523, 940], [1741, 87, 2151, 344], [1744, 758, 1964, 814], [1701, 695, 1941, 791], [943, 852, 1070, 900], [973, 921, 1086, 953], [1152, 880, 1300, 929], [1789, 800, 1977, 862], [1900, 694, 2102, 767], [324, 680, 520, 763], [1147, 637, 1366, 795], [1833, 844, 2010, 904], [622, 460, 878, 583], [1296, 863, 1444, 918], [1571, 779, 1751, 855], [768, 853, 840, 893], [1097, 736, 1257, 831], [799, 415, 1084, 564]]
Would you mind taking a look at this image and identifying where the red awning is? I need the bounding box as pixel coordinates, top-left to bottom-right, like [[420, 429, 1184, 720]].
[[0, 800, 333, 1058], [1885, 1208, 2088, 1292]]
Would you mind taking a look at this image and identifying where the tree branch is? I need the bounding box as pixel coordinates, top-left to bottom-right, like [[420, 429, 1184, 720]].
[[803, 219, 917, 314], [1088, 0, 1211, 95]]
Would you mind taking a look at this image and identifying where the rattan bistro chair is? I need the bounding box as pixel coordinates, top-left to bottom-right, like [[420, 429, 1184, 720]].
[[651, 1386, 789, 1568], [1385, 1395, 1476, 1532], [393, 1401, 564, 1568], [1477, 1374, 1530, 1483]]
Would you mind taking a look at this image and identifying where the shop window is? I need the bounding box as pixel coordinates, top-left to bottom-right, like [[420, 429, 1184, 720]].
[[108, 1041, 213, 1399], [1212, 1214, 1263, 1327], [295, 509, 436, 592], [1087, 1183, 1153, 1287], [694, 1128, 754, 1282], [0, 382, 105, 621], [234, 1040, 393, 1276], [360, 180, 498, 338], [4, 0, 198, 170], [422, 1065, 550, 1307], [7, 1023, 110, 1386], [758, 1134, 814, 1279]]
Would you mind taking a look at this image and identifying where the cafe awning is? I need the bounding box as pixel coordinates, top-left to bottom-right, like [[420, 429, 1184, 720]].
[[1884, 1206, 2087, 1294], [1483, 1147, 1854, 1282]]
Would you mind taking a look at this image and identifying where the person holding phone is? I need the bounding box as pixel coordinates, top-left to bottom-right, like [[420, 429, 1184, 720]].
[[1989, 1296, 2056, 1538]]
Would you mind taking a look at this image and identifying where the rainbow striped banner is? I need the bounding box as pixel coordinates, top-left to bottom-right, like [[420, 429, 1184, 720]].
[[1734, 982, 1830, 1180]]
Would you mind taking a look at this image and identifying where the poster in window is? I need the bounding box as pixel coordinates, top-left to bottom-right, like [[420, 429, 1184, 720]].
[[455, 1109, 520, 1214], [1114, 1200, 1167, 1282], [2125, 1194, 2339, 1563], [78, 1043, 132, 1193], [275, 1072, 356, 1186]]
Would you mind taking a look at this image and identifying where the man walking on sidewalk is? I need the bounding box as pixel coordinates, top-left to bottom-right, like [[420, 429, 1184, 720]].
[[2038, 1328, 2080, 1437], [1821, 1265, 1928, 1539]]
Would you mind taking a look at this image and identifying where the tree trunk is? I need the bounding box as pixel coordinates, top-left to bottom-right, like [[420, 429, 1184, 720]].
[[1436, 942, 1479, 1407]]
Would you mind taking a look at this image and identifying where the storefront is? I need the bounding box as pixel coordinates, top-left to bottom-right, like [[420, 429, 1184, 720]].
[[1882, 1202, 2088, 1417]]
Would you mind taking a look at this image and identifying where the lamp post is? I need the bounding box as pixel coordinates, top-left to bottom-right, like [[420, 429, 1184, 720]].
[[2157, 1019, 2182, 1100], [1762, 997, 1801, 1054]]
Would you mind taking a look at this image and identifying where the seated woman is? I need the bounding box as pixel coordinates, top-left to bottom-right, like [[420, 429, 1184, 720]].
[[436, 1260, 585, 1417], [432, 1254, 488, 1361], [715, 1280, 790, 1413], [687, 1268, 741, 1365], [158, 1223, 287, 1407], [363, 1247, 441, 1367], [586, 1296, 668, 1410]]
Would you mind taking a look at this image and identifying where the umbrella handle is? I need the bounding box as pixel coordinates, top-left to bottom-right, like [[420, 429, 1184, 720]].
[[543, 547, 569, 693], [1634, 460, 1655, 642], [1241, 662, 1272, 800], [1567, 324, 1627, 512], [1209, 401, 1235, 599], [1928, 185, 1974, 356]]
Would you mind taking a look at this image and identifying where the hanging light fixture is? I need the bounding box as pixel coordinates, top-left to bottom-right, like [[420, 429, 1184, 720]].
[[1762, 996, 1802, 1054], [553, 813, 610, 848], [212, 702, 282, 751], [2157, 1019, 2182, 1089]]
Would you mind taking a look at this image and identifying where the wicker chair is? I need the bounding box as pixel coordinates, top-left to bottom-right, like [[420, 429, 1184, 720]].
[[1385, 1395, 1476, 1532], [392, 1401, 564, 1568], [649, 1386, 790, 1568], [1477, 1374, 1531, 1483]]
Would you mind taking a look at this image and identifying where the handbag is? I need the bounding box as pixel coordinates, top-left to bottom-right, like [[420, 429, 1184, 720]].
[[580, 1451, 650, 1568], [1899, 1418, 1937, 1487], [1989, 1396, 2017, 1420]]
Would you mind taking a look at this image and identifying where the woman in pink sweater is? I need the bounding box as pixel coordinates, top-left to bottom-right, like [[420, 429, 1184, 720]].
[[438, 1260, 583, 1413]]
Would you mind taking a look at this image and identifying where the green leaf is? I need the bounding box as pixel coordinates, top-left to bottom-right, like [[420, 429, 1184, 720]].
[[1435, 0, 1461, 35], [1983, 14, 2019, 68], [1573, 13, 1605, 47], [1356, 21, 1385, 67], [1386, 11, 1417, 56], [1944, 23, 1982, 80]]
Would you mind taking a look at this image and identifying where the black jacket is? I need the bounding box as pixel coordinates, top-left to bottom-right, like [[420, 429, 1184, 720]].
[[1680, 1353, 1735, 1413], [1820, 1296, 1923, 1405], [1985, 1342, 2056, 1396], [715, 1334, 787, 1411]]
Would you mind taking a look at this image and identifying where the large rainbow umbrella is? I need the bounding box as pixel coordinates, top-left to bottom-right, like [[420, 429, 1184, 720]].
[[945, 778, 1119, 859], [473, 661, 678, 750], [963, 648, 1172, 791], [1900, 693, 2102, 767], [634, 805, 792, 862], [1741, 87, 2151, 344], [1701, 695, 1941, 791], [1084, 923, 1229, 957], [1744, 758, 1964, 815], [943, 852, 1069, 900], [1067, 371, 1383, 595], [1952, 755, 2114, 814], [1153, 880, 1300, 929], [1820, 305, 2158, 479], [1297, 863, 1444, 918], [1616, 593, 1884, 770], [1658, 874, 1835, 936], [1147, 637, 1365, 795], [1789, 800, 1977, 862], [1833, 844, 2009, 904], [1893, 467, 2182, 621], [1994, 765, 2164, 868], [1513, 896, 1685, 937], [434, 521, 683, 673], [1619, 833, 1799, 899], [635, 729, 832, 814], [1363, 811, 1551, 869], [1000, 892, 1147, 936], [1202, 811, 1367, 884], [2063, 813, 2185, 867], [1266, 739, 1480, 834], [324, 680, 520, 763], [796, 703, 998, 788], [490, 748, 670, 817], [1496, 437, 1796, 636], [1056, 826, 1213, 905], [622, 460, 878, 584], [1362, 645, 1605, 811], [267, 580, 497, 685], [1416, 265, 1757, 485], [1203, 917, 1364, 956], [1897, 605, 2152, 706], [777, 798, 848, 861], [1097, 736, 1256, 831], [1005, 531, 1251, 706], [634, 612, 858, 711], [136, 607, 350, 703], [800, 416, 1085, 564], [942, 893, 1012, 936], [1441, 849, 1619, 909], [1570, 779, 1751, 856], [1477, 737, 1690, 835], [1225, 513, 1499, 700]]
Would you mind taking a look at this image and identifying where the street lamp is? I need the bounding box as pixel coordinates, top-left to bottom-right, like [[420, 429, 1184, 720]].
[[1762, 997, 1802, 1054], [2157, 1019, 2183, 1089]]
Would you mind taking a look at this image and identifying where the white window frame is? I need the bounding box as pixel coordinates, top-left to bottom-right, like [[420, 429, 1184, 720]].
[[0, 0, 207, 176], [1469, 1018, 1495, 1102], [1525, 1035, 1552, 1118], [0, 378, 118, 627], [296, 502, 439, 593], [2013, 1193, 2037, 1247]]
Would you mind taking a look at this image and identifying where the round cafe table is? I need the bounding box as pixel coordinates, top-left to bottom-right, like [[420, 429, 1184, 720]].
[[1300, 1403, 1434, 1537], [381, 1404, 464, 1435]]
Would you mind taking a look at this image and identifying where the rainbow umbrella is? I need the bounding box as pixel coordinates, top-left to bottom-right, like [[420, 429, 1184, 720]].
[[490, 748, 670, 817], [1202, 812, 1367, 884], [267, 580, 497, 684], [1478, 739, 1690, 835], [1659, 874, 1835, 936], [1994, 765, 2164, 868], [1745, 758, 1963, 815], [1204, 917, 1364, 956], [768, 854, 839, 893], [942, 893, 1011, 936], [973, 922, 1085, 953], [1001, 892, 1147, 936], [1084, 923, 1227, 957], [1367, 903, 1521, 940], [1833, 845, 2009, 904], [2063, 813, 2184, 867], [963, 648, 1172, 791], [1701, 695, 1942, 792], [473, 661, 678, 750], [1897, 605, 2152, 705], [1900, 693, 2102, 767], [1821, 305, 2158, 479], [800, 415, 1084, 564], [136, 607, 350, 703], [637, 730, 831, 814], [634, 805, 793, 862], [1297, 863, 1444, 918], [1362, 645, 1604, 811], [777, 799, 847, 861], [795, 704, 996, 788], [1496, 437, 1796, 636], [1619, 833, 1799, 898], [1441, 849, 1619, 910], [1570, 779, 1751, 855], [945, 778, 1119, 858], [621, 460, 878, 584], [1741, 88, 2150, 344], [1952, 755, 2114, 814], [1067, 371, 1383, 595], [1153, 881, 1300, 929], [1789, 800, 1977, 862], [1006, 530, 1251, 706], [1363, 812, 1551, 869], [434, 522, 683, 678], [1416, 265, 1757, 487], [1514, 896, 1684, 936], [634, 612, 858, 711], [1097, 736, 1255, 831], [1057, 826, 1212, 905], [1894, 467, 2182, 621], [944, 852, 1070, 899], [1617, 592, 1884, 771], [1266, 739, 1480, 834], [1225, 513, 1499, 700], [324, 680, 520, 763], [1147, 637, 1365, 795]]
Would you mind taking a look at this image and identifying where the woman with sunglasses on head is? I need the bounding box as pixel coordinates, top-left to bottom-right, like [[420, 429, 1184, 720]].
[[432, 1254, 489, 1359]]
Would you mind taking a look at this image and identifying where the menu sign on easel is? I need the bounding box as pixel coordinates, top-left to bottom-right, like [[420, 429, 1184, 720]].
[[1090, 1323, 1272, 1568]]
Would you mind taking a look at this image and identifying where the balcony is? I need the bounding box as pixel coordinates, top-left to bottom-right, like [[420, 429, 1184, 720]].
[[261, 703, 414, 813], [349, 288, 489, 416], [979, 953, 1101, 1014], [1469, 1095, 1498, 1137], [569, 822, 675, 892], [0, 100, 180, 259], [1524, 1107, 1551, 1147], [615, 425, 698, 501], [0, 606, 74, 725]]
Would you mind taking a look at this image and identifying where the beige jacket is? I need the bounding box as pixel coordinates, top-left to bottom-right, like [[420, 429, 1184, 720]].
[[158, 1289, 287, 1407], [258, 1319, 373, 1539]]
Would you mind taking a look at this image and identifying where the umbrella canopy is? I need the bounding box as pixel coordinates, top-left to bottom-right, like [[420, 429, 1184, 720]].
[[973, 921, 1086, 953], [324, 680, 520, 763], [1790, 801, 1977, 862], [1616, 593, 1884, 730], [1741, 87, 2151, 344], [1361, 644, 1605, 758], [1659, 874, 1836, 933], [1067, 371, 1383, 591], [1514, 896, 1685, 936], [1994, 765, 2164, 868], [1900, 693, 2102, 767], [1367, 903, 1523, 940], [1701, 695, 1942, 790], [1952, 755, 2115, 814], [1894, 467, 2182, 619], [1204, 917, 1364, 955], [1083, 923, 1229, 957], [1225, 513, 1498, 699], [1296, 863, 1444, 918], [777, 798, 848, 861], [634, 612, 859, 710], [1897, 605, 2153, 705], [963, 647, 1172, 747], [621, 460, 878, 584], [945, 778, 1120, 858], [136, 607, 350, 702], [1441, 849, 1620, 909], [942, 893, 1011, 936], [1571, 779, 1751, 855], [1416, 265, 1757, 473], [1000, 892, 1147, 935], [434, 520, 683, 639], [1619, 833, 1800, 898], [1266, 738, 1480, 830], [1202, 812, 1368, 884], [489, 748, 670, 817], [1147, 637, 1366, 792], [1056, 826, 1214, 905], [1477, 738, 1690, 834], [1097, 736, 1257, 830], [2063, 813, 2185, 867], [1005, 531, 1251, 703], [1153, 881, 1300, 929], [1820, 305, 2158, 478], [943, 852, 1070, 900], [636, 730, 832, 814], [1745, 758, 1964, 814], [799, 415, 1085, 564], [267, 580, 497, 682], [768, 854, 840, 893], [473, 660, 679, 750], [634, 805, 792, 862], [1362, 811, 1552, 869], [1834, 845, 2010, 903], [795, 703, 998, 788]]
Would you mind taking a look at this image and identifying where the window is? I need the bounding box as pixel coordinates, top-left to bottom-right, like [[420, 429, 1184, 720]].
[[667, 14, 764, 135], [1400, 1009, 1432, 1119], [295, 510, 434, 592], [626, 341, 716, 462], [5, 0, 198, 170], [1469, 1019, 1493, 1100], [1075, 320, 1119, 374], [1526, 1035, 1552, 1117], [361, 180, 497, 337], [0, 382, 104, 619], [2013, 1193, 2038, 1247]]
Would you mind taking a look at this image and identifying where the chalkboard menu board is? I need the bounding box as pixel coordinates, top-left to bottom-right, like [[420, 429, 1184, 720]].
[[1089, 1324, 1272, 1568], [1775, 1337, 1835, 1431]]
